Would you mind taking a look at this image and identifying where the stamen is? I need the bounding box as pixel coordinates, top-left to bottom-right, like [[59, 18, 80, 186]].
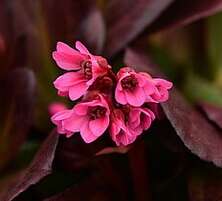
[[88, 106, 107, 120], [121, 75, 138, 90], [81, 60, 92, 80]]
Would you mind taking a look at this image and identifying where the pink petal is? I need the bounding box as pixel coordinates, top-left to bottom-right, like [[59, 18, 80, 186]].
[[51, 109, 72, 122], [52, 51, 84, 71], [74, 99, 101, 115], [110, 122, 121, 138], [68, 81, 88, 101], [89, 116, 109, 137], [80, 122, 98, 143], [141, 115, 152, 130], [49, 102, 67, 116], [53, 72, 85, 91], [115, 83, 127, 105], [64, 114, 86, 132], [154, 78, 173, 89], [56, 42, 79, 55], [143, 81, 156, 96], [125, 87, 145, 107], [75, 41, 90, 55]]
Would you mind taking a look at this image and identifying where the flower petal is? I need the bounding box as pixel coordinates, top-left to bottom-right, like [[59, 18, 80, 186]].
[[68, 82, 88, 101], [154, 78, 173, 89], [53, 72, 85, 91], [125, 87, 145, 106], [89, 116, 109, 137], [80, 122, 97, 143], [56, 42, 79, 55], [115, 83, 127, 105], [63, 114, 86, 132], [52, 51, 84, 71], [75, 41, 90, 55]]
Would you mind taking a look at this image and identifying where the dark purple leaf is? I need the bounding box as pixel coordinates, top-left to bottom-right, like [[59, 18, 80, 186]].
[[199, 102, 222, 130], [0, 129, 59, 201], [188, 169, 222, 201], [128, 141, 151, 201], [80, 7, 106, 54], [149, 0, 222, 33], [95, 145, 131, 156], [2, 0, 39, 69], [0, 68, 36, 171], [161, 90, 222, 167], [41, 0, 93, 44], [124, 48, 222, 167], [124, 48, 158, 75], [103, 0, 174, 57], [43, 173, 127, 201], [55, 134, 113, 172]]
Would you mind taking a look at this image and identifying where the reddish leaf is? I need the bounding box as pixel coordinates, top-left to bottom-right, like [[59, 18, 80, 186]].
[[149, 0, 222, 33], [95, 145, 131, 156], [0, 129, 59, 201], [161, 90, 222, 167], [128, 141, 152, 201], [103, 0, 174, 57], [0, 68, 36, 171], [80, 7, 106, 54], [41, 0, 93, 44], [188, 168, 222, 201], [55, 134, 113, 172], [43, 173, 127, 201], [124, 48, 222, 167], [199, 102, 222, 130]]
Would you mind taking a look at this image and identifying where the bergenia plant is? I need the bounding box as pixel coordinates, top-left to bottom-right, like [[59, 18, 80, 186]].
[[3, 1, 222, 200], [51, 41, 172, 146]]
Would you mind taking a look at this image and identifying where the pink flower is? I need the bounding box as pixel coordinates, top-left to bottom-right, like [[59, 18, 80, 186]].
[[48, 102, 67, 116], [150, 78, 173, 102], [53, 41, 108, 100], [115, 67, 156, 107], [51, 109, 73, 137], [62, 94, 110, 143], [128, 107, 155, 134], [110, 109, 137, 146]]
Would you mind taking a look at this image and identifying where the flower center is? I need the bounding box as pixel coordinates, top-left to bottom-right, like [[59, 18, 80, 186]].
[[121, 75, 138, 90], [88, 106, 107, 120], [81, 60, 92, 80]]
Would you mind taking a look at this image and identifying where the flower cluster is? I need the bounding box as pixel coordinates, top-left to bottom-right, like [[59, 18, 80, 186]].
[[51, 41, 172, 146]]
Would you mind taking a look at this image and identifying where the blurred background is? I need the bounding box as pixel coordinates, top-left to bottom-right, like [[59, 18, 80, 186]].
[[1, 0, 222, 201]]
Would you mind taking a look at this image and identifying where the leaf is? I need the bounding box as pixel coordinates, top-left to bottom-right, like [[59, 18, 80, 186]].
[[43, 173, 127, 201], [149, 0, 222, 33], [199, 102, 222, 130], [161, 90, 222, 167], [95, 146, 131, 156], [0, 129, 59, 201], [0, 68, 36, 171], [79, 7, 106, 54], [54, 134, 113, 172], [103, 0, 174, 57], [188, 167, 222, 201], [124, 48, 222, 167], [41, 0, 93, 43]]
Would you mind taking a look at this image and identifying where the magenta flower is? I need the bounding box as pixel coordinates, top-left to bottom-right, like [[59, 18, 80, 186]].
[[53, 41, 108, 100], [51, 41, 173, 146], [115, 67, 156, 107], [110, 109, 137, 146], [62, 94, 110, 143], [150, 78, 173, 102], [128, 107, 155, 134], [48, 102, 67, 116], [51, 109, 73, 137]]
